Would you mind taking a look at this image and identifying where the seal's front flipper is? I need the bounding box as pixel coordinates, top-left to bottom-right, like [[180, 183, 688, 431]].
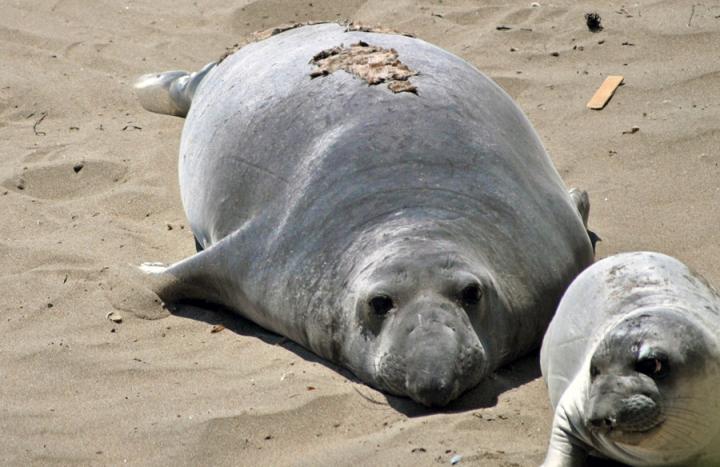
[[568, 188, 590, 227], [542, 404, 589, 467], [134, 61, 216, 117], [568, 188, 600, 254]]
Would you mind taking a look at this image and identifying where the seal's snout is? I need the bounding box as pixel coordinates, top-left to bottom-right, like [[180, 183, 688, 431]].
[[587, 394, 663, 434], [586, 375, 664, 434], [402, 317, 485, 407], [407, 375, 455, 407]]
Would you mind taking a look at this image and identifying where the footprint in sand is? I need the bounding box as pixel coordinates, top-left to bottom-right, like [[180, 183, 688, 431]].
[[1, 159, 127, 200]]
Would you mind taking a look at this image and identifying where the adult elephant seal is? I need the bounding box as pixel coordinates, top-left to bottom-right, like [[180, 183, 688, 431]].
[[541, 252, 720, 466], [134, 23, 595, 406]]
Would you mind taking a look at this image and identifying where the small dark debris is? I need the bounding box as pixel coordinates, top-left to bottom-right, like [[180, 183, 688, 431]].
[[307, 386, 316, 391], [122, 125, 142, 131], [309, 69, 329, 79], [496, 25, 512, 30], [264, 435, 273, 440], [69, 126, 79, 131], [550, 52, 559, 57], [510, 47, 517, 52], [73, 162, 84, 173], [621, 41, 635, 46], [622, 126, 640, 135], [47, 303, 53, 308], [356, 40, 369, 47], [431, 13, 444, 18], [585, 12, 603, 32], [616, 7, 633, 18], [411, 447, 427, 453], [33, 112, 47, 136], [111, 328, 116, 333], [598, 39, 605, 44], [311, 47, 340, 62], [16, 178, 25, 190]]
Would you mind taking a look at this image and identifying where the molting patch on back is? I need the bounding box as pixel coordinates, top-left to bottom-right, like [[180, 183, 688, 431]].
[[309, 41, 419, 94], [343, 22, 415, 37]]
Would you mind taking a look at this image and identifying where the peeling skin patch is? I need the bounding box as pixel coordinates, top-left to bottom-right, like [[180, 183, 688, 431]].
[[309, 41, 419, 94], [218, 21, 330, 62], [344, 22, 415, 38], [253, 21, 330, 42], [218, 21, 414, 64]]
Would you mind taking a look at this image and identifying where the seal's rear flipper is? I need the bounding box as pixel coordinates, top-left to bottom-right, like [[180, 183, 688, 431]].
[[134, 62, 217, 117], [568, 188, 600, 254], [138, 227, 251, 310], [139, 250, 226, 306]]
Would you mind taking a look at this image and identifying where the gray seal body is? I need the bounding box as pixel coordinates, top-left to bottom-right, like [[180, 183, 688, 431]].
[[136, 23, 594, 406], [541, 252, 720, 466]]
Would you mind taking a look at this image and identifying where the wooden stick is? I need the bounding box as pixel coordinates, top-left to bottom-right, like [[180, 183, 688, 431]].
[[586, 75, 624, 110]]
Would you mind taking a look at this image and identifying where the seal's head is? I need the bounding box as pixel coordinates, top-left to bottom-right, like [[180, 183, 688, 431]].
[[342, 232, 506, 407], [584, 309, 720, 464]]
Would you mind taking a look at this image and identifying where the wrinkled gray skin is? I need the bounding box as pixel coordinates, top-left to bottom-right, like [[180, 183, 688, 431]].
[[135, 23, 594, 406], [541, 252, 720, 466]]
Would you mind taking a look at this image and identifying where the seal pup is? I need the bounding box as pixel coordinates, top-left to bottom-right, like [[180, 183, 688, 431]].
[[541, 252, 720, 466], [134, 23, 595, 406]]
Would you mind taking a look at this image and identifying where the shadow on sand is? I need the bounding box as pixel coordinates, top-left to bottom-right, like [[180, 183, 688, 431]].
[[170, 301, 547, 417]]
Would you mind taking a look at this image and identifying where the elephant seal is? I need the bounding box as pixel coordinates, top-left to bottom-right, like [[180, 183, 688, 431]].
[[541, 252, 720, 466], [134, 23, 594, 406]]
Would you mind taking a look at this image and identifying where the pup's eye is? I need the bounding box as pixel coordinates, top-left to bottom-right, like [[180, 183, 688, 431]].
[[635, 356, 670, 379], [459, 282, 482, 306], [368, 295, 394, 316], [590, 365, 600, 379]]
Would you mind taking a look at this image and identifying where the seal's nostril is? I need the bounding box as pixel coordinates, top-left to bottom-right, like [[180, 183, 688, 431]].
[[589, 416, 615, 429]]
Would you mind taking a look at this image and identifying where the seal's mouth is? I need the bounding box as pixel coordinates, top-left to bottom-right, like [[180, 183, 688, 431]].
[[600, 416, 665, 440]]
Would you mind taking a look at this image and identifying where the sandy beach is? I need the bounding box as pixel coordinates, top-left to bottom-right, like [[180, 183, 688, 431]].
[[2, 0, 719, 465]]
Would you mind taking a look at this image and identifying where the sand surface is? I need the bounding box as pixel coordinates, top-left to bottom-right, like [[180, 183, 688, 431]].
[[2, 0, 719, 465]]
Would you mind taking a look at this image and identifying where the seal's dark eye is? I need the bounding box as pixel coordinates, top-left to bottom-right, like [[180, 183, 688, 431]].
[[459, 283, 482, 306], [635, 356, 670, 380], [590, 365, 600, 379], [368, 295, 394, 316]]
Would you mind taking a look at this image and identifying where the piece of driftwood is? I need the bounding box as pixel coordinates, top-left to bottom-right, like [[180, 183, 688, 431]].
[[587, 75, 624, 110]]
